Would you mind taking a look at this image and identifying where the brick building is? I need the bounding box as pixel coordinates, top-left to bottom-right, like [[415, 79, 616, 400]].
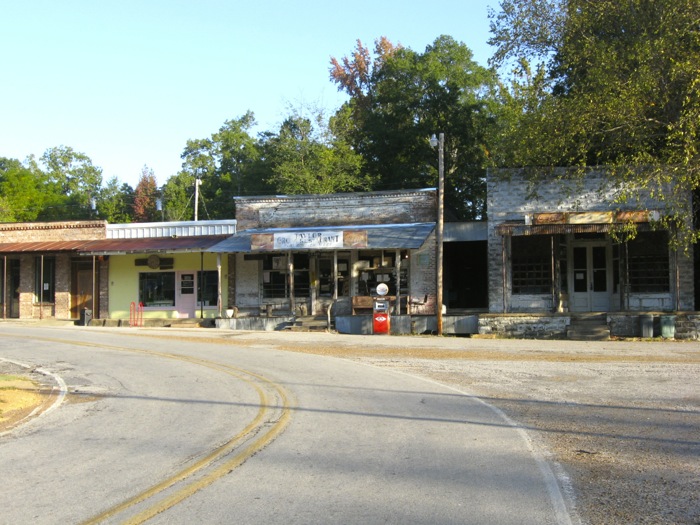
[[0, 221, 108, 320]]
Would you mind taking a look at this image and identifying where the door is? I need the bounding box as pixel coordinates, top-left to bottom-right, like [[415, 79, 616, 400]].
[[177, 272, 196, 318], [571, 244, 610, 312], [71, 260, 95, 319], [7, 259, 20, 318]]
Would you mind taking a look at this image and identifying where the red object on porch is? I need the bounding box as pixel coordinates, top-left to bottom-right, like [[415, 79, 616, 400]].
[[130, 301, 144, 327]]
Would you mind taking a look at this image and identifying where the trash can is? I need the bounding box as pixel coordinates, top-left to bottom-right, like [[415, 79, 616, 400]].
[[660, 315, 676, 339], [81, 308, 92, 326], [640, 314, 654, 338]]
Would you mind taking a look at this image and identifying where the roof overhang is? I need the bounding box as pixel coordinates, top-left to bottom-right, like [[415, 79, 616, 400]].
[[0, 240, 96, 254], [78, 235, 230, 255], [208, 223, 436, 253]]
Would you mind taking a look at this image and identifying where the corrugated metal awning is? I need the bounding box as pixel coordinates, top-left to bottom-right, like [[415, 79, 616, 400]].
[[78, 235, 230, 255], [496, 222, 653, 236], [208, 223, 436, 253], [0, 240, 96, 253]]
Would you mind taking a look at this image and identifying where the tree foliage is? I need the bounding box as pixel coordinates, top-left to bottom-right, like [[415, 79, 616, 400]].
[[132, 166, 159, 222], [330, 36, 497, 219], [488, 0, 700, 244], [98, 177, 134, 223], [0, 157, 47, 222], [261, 105, 369, 195]]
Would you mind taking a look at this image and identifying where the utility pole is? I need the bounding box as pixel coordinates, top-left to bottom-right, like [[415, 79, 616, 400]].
[[194, 178, 202, 221]]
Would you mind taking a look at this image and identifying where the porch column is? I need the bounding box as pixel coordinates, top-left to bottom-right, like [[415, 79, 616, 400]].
[[501, 236, 508, 313], [395, 249, 401, 315], [333, 251, 338, 301], [216, 253, 222, 318], [92, 255, 96, 320], [287, 251, 295, 314], [2, 255, 6, 319], [39, 255, 44, 320], [550, 236, 557, 313]]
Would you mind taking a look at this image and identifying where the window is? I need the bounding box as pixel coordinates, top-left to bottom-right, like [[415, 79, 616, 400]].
[[356, 250, 399, 296], [511, 237, 552, 294], [262, 254, 310, 299], [197, 271, 218, 307], [34, 256, 56, 303], [139, 272, 175, 307], [628, 232, 669, 293], [318, 256, 350, 297]]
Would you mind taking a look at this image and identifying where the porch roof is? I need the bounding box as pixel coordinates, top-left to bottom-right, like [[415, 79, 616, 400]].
[[78, 235, 230, 255], [0, 240, 97, 253], [208, 222, 436, 253]]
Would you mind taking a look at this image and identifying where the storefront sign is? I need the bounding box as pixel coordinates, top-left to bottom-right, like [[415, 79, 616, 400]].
[[251, 230, 368, 251], [274, 231, 344, 249]]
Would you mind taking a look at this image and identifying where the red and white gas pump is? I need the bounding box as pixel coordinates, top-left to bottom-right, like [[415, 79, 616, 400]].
[[372, 282, 391, 335]]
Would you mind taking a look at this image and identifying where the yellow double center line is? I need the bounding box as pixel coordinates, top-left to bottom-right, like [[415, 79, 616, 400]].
[[1, 333, 294, 524]]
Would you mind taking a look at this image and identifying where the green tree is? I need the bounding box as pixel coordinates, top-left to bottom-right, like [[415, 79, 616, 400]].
[[261, 105, 368, 195], [160, 170, 196, 221], [488, 0, 700, 244], [98, 177, 134, 223], [39, 146, 103, 219], [178, 112, 267, 219], [0, 157, 47, 221], [132, 166, 159, 222], [330, 36, 497, 219]]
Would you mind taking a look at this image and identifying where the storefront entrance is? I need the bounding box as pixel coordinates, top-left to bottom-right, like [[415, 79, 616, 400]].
[[570, 242, 611, 312]]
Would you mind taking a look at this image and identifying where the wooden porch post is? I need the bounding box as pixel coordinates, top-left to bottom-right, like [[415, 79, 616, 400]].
[[217, 253, 222, 318], [288, 252, 295, 314]]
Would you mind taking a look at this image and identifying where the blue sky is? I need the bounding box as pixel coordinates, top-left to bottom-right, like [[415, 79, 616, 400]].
[[2, 0, 497, 188]]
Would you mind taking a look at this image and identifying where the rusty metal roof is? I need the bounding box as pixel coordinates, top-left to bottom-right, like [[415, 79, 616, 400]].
[[79, 235, 230, 255], [0, 240, 97, 253], [0, 236, 230, 255]]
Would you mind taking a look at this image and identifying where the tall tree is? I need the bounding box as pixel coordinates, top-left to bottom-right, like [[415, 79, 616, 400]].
[[160, 171, 196, 222], [330, 36, 497, 219], [0, 157, 47, 221], [132, 166, 159, 222], [261, 105, 368, 195], [178, 112, 267, 218], [488, 0, 700, 243], [39, 146, 103, 219], [98, 177, 134, 223]]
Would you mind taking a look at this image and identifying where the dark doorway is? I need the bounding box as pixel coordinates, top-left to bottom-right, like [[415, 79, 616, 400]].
[[444, 241, 488, 310]]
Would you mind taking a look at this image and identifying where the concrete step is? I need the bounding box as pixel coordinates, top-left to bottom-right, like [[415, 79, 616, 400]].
[[567, 315, 610, 341], [288, 316, 331, 332]]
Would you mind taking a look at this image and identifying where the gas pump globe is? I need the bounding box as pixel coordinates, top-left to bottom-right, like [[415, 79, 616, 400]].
[[373, 282, 391, 335]]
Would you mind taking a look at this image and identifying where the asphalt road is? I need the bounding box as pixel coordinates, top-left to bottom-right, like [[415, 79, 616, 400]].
[[0, 325, 574, 525]]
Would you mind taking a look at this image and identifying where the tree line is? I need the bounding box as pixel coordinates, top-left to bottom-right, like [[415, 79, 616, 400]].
[[3, 0, 699, 243]]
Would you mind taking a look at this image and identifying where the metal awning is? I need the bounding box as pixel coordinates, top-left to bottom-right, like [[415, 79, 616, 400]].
[[0, 240, 97, 253], [496, 222, 653, 236], [208, 223, 436, 253], [78, 235, 230, 255]]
